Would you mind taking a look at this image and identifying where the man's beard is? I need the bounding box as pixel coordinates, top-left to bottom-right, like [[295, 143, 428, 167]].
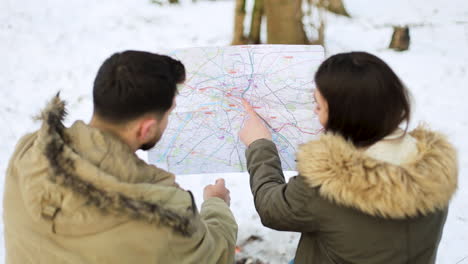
[[139, 130, 162, 151]]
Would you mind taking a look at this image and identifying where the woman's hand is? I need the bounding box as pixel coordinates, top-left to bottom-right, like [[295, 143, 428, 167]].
[[239, 99, 272, 147]]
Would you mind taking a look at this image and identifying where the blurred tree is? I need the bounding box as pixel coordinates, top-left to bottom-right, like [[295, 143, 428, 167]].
[[231, 0, 332, 45], [315, 0, 350, 17], [248, 0, 264, 44], [265, 0, 309, 44], [232, 0, 247, 44]]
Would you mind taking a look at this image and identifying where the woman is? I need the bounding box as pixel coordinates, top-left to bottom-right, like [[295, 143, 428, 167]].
[[239, 52, 458, 264]]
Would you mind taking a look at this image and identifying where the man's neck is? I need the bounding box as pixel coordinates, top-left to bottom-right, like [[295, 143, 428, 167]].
[[89, 116, 138, 152]]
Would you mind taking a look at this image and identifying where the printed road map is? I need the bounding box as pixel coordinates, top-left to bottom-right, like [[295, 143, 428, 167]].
[[148, 45, 324, 174]]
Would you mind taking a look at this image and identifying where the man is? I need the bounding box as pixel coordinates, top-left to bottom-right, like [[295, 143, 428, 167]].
[[3, 50, 237, 263]]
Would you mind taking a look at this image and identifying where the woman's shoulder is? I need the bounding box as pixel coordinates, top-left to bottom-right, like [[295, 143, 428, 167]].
[[296, 126, 458, 220]]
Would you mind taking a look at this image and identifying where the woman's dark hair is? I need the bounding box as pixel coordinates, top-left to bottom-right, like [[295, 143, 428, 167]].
[[314, 51, 411, 147], [93, 50, 185, 123]]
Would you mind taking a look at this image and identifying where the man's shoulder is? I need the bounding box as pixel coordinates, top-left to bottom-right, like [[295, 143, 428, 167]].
[[9, 131, 40, 164]]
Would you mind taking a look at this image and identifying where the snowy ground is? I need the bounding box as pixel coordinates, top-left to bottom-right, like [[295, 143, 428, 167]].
[[1, 0, 467, 263]]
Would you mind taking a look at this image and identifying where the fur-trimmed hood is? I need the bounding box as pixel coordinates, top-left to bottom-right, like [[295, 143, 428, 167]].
[[297, 128, 458, 219], [25, 94, 196, 236]]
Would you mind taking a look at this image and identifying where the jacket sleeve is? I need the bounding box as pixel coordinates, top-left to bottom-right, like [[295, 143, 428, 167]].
[[199, 198, 238, 262], [246, 138, 318, 232], [169, 197, 238, 264]]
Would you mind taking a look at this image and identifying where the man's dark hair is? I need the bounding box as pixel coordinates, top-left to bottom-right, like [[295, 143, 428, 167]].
[[93, 50, 185, 123], [315, 51, 411, 147]]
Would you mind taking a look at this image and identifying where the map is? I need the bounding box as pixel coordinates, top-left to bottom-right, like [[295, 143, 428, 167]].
[[148, 45, 324, 174]]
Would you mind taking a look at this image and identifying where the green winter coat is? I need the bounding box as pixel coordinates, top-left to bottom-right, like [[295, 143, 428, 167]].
[[246, 128, 457, 264], [3, 96, 238, 264]]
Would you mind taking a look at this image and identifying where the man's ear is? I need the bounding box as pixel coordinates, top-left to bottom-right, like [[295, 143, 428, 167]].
[[138, 118, 157, 141]]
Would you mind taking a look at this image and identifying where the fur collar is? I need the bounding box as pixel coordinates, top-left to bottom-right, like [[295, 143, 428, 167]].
[[36, 94, 195, 236], [297, 128, 458, 219]]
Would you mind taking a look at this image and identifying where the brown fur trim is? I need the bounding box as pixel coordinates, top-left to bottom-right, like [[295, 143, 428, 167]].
[[297, 127, 458, 219], [37, 94, 194, 236]]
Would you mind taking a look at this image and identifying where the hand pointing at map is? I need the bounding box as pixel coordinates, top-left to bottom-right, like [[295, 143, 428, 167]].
[[239, 99, 273, 147]]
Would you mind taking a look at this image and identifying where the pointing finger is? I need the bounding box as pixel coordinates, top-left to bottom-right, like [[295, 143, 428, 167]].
[[242, 99, 255, 114]]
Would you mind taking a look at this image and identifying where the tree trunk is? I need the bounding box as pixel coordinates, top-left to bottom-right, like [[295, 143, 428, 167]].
[[264, 0, 309, 44], [232, 0, 247, 45], [326, 0, 350, 17], [316, 0, 350, 17], [389, 26, 410, 51], [248, 0, 264, 44]]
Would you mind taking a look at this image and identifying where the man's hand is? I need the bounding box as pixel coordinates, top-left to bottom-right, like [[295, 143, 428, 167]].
[[204, 178, 231, 206], [239, 99, 272, 147]]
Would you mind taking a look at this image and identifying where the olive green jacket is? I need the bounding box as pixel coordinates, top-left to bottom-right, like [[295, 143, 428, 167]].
[[3, 96, 237, 264], [246, 129, 457, 264]]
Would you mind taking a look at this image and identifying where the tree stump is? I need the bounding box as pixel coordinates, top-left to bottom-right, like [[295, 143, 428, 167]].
[[389, 26, 410, 51]]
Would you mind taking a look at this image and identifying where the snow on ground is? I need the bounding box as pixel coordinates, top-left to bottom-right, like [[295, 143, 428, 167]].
[[1, 0, 467, 263]]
